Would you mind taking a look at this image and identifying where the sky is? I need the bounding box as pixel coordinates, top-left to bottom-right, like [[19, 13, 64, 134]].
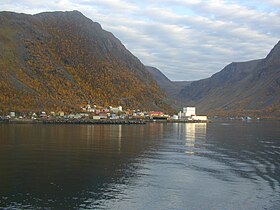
[[2, 0, 280, 81]]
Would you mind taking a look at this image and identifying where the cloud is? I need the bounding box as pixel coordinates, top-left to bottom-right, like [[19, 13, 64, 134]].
[[1, 0, 280, 80], [73, 0, 138, 12], [263, 0, 280, 8]]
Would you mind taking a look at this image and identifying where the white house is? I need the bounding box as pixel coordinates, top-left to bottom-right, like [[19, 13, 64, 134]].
[[110, 106, 123, 114], [172, 115, 179, 120], [10, 112, 16, 118]]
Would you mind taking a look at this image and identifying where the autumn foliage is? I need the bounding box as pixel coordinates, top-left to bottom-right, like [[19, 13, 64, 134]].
[[0, 11, 171, 113]]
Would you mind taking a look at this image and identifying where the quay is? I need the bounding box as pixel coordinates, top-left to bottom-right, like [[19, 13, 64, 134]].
[[0, 118, 146, 125], [0, 118, 209, 125], [42, 119, 146, 125]]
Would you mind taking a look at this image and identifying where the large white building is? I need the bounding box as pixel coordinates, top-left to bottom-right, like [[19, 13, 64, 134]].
[[182, 107, 196, 117], [179, 107, 207, 121]]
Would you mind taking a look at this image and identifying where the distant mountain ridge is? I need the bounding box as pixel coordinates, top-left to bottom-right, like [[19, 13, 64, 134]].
[[145, 66, 191, 97], [0, 11, 171, 112], [146, 41, 280, 118], [178, 41, 280, 117]]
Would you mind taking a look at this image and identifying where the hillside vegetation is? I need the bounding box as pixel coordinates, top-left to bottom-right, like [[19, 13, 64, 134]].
[[0, 11, 170, 112]]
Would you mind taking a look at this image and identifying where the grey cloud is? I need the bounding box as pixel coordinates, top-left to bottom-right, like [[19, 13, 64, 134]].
[[2, 0, 280, 80]]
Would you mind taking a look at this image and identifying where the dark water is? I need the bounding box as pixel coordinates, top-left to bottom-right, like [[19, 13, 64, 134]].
[[0, 121, 280, 209]]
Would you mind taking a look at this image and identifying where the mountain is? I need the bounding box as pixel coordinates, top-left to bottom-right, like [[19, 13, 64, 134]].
[[0, 11, 170, 112], [145, 66, 191, 98], [179, 41, 280, 118]]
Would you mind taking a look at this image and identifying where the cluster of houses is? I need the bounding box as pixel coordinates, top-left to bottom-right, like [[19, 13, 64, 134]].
[[1, 105, 207, 122], [80, 105, 207, 121]]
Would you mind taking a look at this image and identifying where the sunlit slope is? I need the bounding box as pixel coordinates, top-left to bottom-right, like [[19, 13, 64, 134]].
[[0, 11, 170, 112]]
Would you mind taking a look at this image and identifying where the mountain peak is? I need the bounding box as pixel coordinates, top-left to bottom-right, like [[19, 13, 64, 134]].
[[265, 40, 280, 61], [0, 11, 169, 112], [69, 10, 83, 15]]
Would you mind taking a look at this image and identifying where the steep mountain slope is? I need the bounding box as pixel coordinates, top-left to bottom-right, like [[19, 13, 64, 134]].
[[0, 11, 170, 112], [145, 66, 191, 97], [179, 41, 280, 117]]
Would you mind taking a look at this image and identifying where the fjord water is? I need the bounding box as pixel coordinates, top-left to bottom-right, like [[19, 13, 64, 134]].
[[0, 122, 280, 209]]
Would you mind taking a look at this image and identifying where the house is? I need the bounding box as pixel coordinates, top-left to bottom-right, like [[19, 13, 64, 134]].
[[40, 111, 47, 118], [74, 114, 82, 119], [67, 114, 75, 119], [93, 116, 101, 120], [57, 111, 64, 117], [172, 115, 179, 120], [131, 111, 145, 119], [149, 111, 169, 120], [31, 112, 37, 120], [81, 104, 95, 112], [10, 112, 16, 118], [98, 112, 109, 119], [86, 104, 95, 112], [110, 106, 123, 114], [149, 111, 164, 117], [50, 111, 56, 116], [110, 113, 120, 120], [80, 113, 89, 118]]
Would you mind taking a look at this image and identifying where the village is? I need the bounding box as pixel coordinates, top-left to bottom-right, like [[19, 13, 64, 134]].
[[0, 104, 208, 124]]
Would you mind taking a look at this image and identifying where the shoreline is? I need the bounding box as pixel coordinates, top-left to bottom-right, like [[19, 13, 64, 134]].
[[0, 118, 209, 125], [1, 118, 278, 125]]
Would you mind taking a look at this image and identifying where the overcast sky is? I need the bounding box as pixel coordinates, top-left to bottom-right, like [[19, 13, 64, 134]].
[[2, 0, 280, 80]]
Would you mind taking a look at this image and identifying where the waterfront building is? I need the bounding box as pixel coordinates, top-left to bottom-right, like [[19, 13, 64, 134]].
[[40, 111, 47, 118], [110, 106, 123, 113], [58, 111, 64, 117], [10, 112, 16, 118], [179, 107, 207, 121], [149, 111, 169, 120], [172, 115, 179, 120], [182, 107, 196, 117], [191, 115, 208, 121]]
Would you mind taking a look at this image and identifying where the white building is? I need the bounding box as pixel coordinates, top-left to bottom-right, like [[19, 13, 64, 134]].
[[178, 111, 182, 119], [93, 116, 101, 120], [110, 106, 123, 114], [178, 107, 207, 121], [84, 104, 95, 112], [183, 107, 196, 117], [191, 115, 208, 121], [10, 112, 16, 118], [172, 115, 179, 120]]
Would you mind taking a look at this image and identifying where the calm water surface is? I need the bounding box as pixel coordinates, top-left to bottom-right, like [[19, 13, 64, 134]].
[[0, 121, 280, 209]]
